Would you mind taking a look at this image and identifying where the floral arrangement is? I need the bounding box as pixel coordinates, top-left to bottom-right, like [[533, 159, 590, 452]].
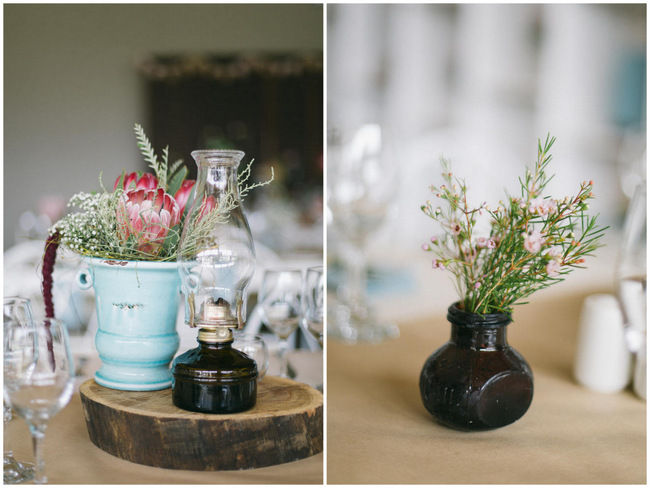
[[42, 124, 271, 317], [50, 124, 269, 262], [421, 135, 606, 315]]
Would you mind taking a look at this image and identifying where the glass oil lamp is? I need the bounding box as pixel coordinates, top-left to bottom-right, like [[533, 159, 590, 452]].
[[173, 150, 258, 414]]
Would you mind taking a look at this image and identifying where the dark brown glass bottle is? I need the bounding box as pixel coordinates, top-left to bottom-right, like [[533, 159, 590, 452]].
[[171, 335, 258, 414], [419, 303, 533, 431]]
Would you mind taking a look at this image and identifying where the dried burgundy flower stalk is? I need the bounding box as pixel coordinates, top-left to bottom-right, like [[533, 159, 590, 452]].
[[42, 230, 60, 319], [41, 231, 60, 370]]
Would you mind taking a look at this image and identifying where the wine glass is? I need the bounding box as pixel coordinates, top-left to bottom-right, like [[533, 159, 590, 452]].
[[66, 318, 93, 377], [3, 297, 36, 484], [302, 266, 324, 348], [259, 269, 303, 379], [616, 181, 646, 399], [327, 124, 400, 343], [232, 333, 269, 381], [4, 318, 75, 484]]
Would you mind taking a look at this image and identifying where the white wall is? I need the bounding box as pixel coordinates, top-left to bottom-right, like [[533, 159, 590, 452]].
[[4, 4, 323, 249]]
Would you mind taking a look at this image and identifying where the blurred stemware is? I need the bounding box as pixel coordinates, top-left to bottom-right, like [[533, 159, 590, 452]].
[[65, 325, 93, 378], [4, 319, 75, 484], [259, 269, 303, 379], [302, 266, 324, 348], [327, 124, 399, 343], [3, 297, 36, 485], [232, 333, 269, 381], [616, 181, 647, 400]]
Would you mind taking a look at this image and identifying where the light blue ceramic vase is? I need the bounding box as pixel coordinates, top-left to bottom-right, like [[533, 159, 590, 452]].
[[76, 258, 181, 391]]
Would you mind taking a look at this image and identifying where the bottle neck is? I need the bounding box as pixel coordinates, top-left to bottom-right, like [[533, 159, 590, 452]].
[[451, 324, 508, 349], [191, 150, 244, 205], [198, 327, 234, 344], [198, 340, 233, 350], [446, 302, 511, 349], [197, 164, 241, 201]]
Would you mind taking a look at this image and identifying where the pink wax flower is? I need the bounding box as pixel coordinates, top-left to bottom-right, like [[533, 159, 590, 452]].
[[419, 135, 605, 315], [117, 188, 181, 255], [114, 172, 159, 192], [545, 260, 561, 277], [432, 259, 446, 270], [529, 197, 557, 216], [545, 247, 562, 260], [477, 237, 497, 249], [523, 229, 545, 254], [449, 222, 462, 236]]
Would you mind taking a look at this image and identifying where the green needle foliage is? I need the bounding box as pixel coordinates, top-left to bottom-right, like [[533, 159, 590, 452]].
[[421, 135, 607, 315]]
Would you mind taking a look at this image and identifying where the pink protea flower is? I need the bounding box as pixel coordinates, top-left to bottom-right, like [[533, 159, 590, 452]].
[[117, 188, 181, 256], [197, 195, 217, 221], [114, 172, 159, 192], [523, 229, 545, 254], [174, 179, 195, 215]]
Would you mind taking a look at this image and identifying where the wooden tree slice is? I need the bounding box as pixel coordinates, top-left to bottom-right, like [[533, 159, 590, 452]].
[[79, 377, 323, 471]]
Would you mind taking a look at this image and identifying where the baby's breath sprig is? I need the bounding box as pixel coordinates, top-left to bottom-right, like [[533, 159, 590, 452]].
[[421, 135, 607, 315], [52, 190, 161, 261]]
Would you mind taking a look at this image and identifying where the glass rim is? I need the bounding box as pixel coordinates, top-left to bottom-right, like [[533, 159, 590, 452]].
[[191, 149, 245, 163], [3, 296, 32, 304]]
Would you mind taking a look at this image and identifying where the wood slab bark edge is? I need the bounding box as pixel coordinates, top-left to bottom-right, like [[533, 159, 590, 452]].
[[79, 377, 323, 471]]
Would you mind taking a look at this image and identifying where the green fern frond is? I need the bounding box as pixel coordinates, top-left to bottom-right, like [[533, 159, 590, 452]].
[[134, 123, 161, 180], [168, 158, 185, 178]]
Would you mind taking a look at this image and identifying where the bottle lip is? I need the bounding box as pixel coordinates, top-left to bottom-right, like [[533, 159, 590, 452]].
[[447, 302, 512, 327], [191, 149, 245, 164]]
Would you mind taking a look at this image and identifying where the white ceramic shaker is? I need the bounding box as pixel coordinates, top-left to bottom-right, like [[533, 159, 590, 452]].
[[574, 293, 632, 393]]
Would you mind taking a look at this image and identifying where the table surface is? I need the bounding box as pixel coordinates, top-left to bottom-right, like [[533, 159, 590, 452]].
[[7, 355, 323, 484], [327, 287, 646, 484]]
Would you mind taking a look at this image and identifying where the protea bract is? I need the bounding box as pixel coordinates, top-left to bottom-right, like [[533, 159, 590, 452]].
[[117, 188, 181, 256]]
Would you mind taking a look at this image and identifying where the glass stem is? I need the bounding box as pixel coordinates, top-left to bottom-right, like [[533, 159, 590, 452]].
[[4, 404, 14, 459], [278, 338, 289, 378], [344, 242, 368, 310], [29, 424, 47, 484]]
